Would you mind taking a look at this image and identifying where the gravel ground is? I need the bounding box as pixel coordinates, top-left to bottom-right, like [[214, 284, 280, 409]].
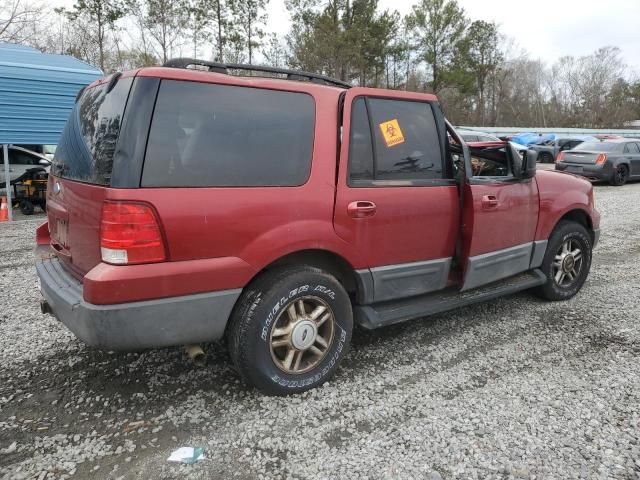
[[1, 181, 640, 480]]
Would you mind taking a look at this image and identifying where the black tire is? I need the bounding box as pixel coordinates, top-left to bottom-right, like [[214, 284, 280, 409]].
[[534, 220, 592, 301], [227, 266, 353, 395], [610, 164, 628, 186], [539, 152, 553, 164], [20, 199, 34, 215]]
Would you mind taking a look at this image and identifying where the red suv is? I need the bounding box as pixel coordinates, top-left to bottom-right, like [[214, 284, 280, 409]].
[[36, 59, 600, 395]]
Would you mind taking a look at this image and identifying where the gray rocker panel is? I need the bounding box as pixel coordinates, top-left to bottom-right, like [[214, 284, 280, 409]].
[[462, 242, 533, 291], [370, 257, 452, 303], [530, 240, 548, 269]]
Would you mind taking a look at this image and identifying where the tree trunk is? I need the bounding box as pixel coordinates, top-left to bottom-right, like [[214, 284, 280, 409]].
[[248, 15, 252, 64], [97, 15, 105, 71], [217, 0, 223, 62]]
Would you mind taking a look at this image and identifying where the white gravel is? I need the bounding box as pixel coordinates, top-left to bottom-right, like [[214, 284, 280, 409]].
[[1, 182, 640, 479]]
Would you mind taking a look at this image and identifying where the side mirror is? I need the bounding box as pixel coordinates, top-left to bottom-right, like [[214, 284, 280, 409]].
[[39, 159, 50, 166], [522, 149, 538, 178]]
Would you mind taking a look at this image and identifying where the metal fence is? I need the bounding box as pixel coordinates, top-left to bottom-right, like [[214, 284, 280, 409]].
[[457, 126, 640, 139]]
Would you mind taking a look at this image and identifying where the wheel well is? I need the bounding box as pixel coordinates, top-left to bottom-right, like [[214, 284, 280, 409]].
[[256, 250, 359, 299], [557, 209, 594, 241]]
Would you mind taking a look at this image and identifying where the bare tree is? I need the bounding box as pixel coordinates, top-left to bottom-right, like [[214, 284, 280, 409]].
[[0, 0, 43, 43], [262, 33, 287, 67]]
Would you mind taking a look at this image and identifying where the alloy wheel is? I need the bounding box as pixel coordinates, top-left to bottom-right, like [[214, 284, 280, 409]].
[[552, 238, 583, 288], [615, 166, 628, 185], [269, 296, 335, 374]]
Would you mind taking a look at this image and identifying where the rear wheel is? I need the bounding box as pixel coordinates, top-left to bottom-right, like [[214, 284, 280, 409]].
[[534, 221, 592, 301], [539, 152, 553, 164], [227, 266, 353, 395], [610, 164, 628, 186]]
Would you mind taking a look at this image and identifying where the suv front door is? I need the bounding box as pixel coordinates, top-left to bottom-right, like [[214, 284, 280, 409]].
[[334, 88, 459, 303], [459, 141, 540, 290]]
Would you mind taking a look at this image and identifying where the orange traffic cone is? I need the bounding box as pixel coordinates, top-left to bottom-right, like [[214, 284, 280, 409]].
[[0, 197, 8, 222]]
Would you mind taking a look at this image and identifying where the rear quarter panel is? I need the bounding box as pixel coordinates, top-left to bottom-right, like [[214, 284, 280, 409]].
[[533, 169, 599, 240]]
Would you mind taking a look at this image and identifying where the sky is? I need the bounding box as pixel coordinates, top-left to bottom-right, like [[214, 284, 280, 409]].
[[265, 0, 640, 72], [52, 0, 640, 73]]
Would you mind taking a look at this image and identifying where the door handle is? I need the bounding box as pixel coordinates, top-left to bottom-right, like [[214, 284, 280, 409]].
[[481, 195, 499, 209], [348, 200, 377, 218]]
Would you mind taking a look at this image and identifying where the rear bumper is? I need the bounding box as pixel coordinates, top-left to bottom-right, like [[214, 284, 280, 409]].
[[36, 258, 241, 350], [555, 162, 612, 181]]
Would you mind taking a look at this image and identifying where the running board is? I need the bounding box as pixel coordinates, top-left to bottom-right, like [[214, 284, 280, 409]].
[[355, 269, 546, 330]]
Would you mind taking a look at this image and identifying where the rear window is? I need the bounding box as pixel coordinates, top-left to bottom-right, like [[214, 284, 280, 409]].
[[141, 80, 315, 187], [572, 142, 619, 152], [52, 77, 133, 185]]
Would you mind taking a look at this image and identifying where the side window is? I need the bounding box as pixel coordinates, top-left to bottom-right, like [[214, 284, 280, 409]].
[[625, 143, 640, 154], [368, 98, 443, 181], [347, 97, 445, 185], [142, 80, 315, 187], [10, 151, 38, 165]]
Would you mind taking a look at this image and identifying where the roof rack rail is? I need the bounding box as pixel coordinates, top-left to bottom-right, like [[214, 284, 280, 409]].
[[163, 58, 352, 89]]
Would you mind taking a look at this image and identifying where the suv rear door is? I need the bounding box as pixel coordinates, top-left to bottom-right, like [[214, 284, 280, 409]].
[[334, 88, 459, 303]]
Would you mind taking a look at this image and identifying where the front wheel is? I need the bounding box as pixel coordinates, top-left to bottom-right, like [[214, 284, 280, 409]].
[[534, 221, 593, 301], [227, 266, 353, 395]]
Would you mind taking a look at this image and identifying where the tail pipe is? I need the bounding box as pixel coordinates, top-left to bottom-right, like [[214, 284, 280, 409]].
[[40, 300, 53, 316], [184, 345, 206, 367]]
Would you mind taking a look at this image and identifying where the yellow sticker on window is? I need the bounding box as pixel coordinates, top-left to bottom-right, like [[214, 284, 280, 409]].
[[379, 119, 405, 147]]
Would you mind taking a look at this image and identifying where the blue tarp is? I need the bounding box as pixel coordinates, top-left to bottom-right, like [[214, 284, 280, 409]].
[[511, 132, 556, 146], [0, 43, 102, 145]]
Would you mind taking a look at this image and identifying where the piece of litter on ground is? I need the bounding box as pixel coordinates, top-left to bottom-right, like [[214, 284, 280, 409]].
[[1, 442, 17, 455], [167, 447, 205, 464]]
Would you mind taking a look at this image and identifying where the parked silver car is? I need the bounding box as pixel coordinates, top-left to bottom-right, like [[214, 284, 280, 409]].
[[0, 145, 51, 187], [529, 137, 595, 163]]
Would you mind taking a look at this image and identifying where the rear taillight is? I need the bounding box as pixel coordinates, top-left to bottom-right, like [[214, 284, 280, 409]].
[[595, 153, 607, 165], [556, 152, 564, 163], [100, 201, 165, 265]]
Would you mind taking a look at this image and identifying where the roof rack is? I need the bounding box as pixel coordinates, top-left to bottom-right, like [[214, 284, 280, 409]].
[[163, 58, 352, 89]]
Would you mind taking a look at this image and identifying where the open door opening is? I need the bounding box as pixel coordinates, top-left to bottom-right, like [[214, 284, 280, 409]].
[[446, 125, 540, 291]]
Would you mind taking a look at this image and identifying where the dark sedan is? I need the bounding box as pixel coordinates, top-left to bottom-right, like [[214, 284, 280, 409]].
[[530, 136, 594, 163], [555, 139, 640, 186]]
